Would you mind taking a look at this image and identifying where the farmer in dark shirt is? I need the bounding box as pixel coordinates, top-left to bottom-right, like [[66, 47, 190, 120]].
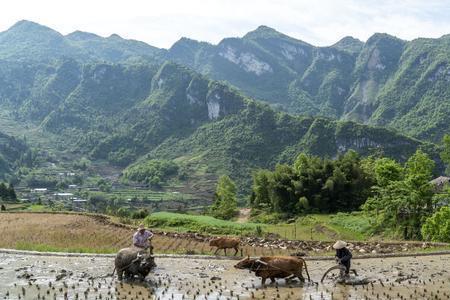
[[333, 240, 352, 276]]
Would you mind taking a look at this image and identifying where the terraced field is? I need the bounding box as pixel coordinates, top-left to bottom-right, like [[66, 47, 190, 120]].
[[0, 213, 292, 256], [89, 189, 196, 202]]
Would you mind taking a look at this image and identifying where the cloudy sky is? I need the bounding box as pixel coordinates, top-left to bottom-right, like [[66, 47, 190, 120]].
[[1, 0, 450, 48]]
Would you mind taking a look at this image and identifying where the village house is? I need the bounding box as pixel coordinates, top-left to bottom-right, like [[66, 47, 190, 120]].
[[430, 176, 450, 193]]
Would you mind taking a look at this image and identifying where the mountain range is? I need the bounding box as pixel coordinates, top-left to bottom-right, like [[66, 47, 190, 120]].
[[0, 20, 447, 193], [2, 21, 449, 142], [166, 26, 450, 143]]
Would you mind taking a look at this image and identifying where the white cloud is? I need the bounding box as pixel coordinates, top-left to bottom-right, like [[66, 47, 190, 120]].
[[0, 0, 450, 48]]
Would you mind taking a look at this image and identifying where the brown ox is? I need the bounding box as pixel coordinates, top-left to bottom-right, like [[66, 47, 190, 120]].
[[209, 237, 240, 256], [234, 256, 310, 285]]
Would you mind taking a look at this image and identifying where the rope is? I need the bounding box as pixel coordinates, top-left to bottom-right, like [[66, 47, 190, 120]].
[[306, 263, 335, 273], [254, 259, 334, 273]]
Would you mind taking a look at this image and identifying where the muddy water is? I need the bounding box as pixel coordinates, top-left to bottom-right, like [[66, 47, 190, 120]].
[[0, 253, 449, 299]]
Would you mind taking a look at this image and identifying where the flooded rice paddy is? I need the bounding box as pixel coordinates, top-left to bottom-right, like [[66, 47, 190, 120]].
[[0, 252, 449, 299]]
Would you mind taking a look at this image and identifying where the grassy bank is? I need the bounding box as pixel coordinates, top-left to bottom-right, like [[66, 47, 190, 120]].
[[144, 212, 263, 235], [144, 211, 373, 241], [266, 213, 373, 241]]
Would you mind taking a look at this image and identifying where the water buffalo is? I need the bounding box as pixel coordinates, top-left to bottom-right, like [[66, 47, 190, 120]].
[[235, 256, 310, 286], [209, 237, 240, 256], [113, 247, 156, 281]]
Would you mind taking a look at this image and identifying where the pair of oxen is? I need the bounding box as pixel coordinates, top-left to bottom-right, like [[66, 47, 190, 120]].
[[113, 246, 310, 286]]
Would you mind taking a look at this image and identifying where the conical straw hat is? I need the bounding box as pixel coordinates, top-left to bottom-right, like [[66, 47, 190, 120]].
[[333, 240, 347, 249]]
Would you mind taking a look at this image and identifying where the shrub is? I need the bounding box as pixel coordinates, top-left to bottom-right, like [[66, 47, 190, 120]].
[[123, 159, 179, 187], [255, 225, 263, 237], [250, 211, 284, 224], [421, 206, 450, 242], [116, 207, 130, 218], [131, 208, 150, 219]]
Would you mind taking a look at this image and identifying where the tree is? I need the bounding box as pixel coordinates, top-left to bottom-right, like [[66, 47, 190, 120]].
[[0, 183, 17, 201], [421, 206, 450, 242], [296, 196, 309, 211], [0, 183, 7, 200], [373, 158, 403, 187], [250, 170, 272, 209], [7, 184, 17, 201], [123, 159, 179, 187], [250, 151, 374, 216], [89, 195, 108, 212], [440, 134, 450, 174], [116, 207, 130, 218], [97, 179, 112, 193], [210, 175, 237, 220], [131, 208, 150, 219], [269, 164, 296, 213], [363, 150, 435, 239]]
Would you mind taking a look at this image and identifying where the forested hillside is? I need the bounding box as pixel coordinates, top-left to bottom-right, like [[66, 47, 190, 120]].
[[0, 20, 446, 193], [167, 26, 450, 142], [2, 20, 450, 142], [0, 131, 29, 179], [0, 20, 162, 63]]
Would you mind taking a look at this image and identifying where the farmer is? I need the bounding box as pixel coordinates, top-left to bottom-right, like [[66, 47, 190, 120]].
[[133, 224, 154, 254], [333, 240, 352, 277]]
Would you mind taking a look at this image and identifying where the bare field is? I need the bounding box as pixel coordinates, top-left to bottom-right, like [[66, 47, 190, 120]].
[[0, 213, 291, 256]]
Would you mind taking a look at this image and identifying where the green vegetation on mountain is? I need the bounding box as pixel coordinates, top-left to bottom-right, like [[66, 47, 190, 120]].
[[123, 159, 179, 188], [440, 134, 450, 174], [0, 182, 17, 201], [2, 20, 450, 144], [0, 54, 438, 194], [0, 20, 162, 63], [142, 86, 436, 192], [166, 26, 450, 143], [0, 131, 30, 179]]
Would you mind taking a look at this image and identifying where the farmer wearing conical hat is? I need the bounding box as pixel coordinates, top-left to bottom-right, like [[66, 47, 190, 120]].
[[333, 240, 352, 276], [133, 224, 154, 254]]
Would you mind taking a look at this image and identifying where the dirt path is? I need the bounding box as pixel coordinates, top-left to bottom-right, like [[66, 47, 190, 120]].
[[236, 208, 251, 223], [1, 252, 449, 299]]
